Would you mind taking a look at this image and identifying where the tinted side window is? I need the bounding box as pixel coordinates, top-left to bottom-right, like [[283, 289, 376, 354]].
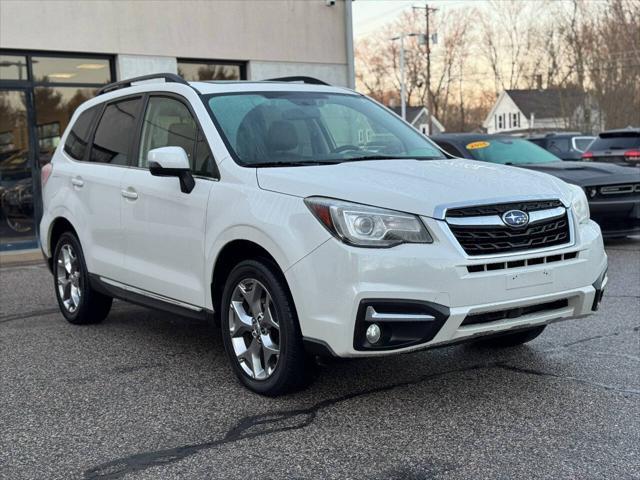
[[138, 96, 197, 168], [590, 135, 640, 150], [90, 98, 141, 165], [63, 106, 99, 160], [547, 138, 570, 154]]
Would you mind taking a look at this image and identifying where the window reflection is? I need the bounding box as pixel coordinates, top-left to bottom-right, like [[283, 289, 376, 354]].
[[178, 61, 243, 81], [32, 57, 110, 84], [0, 90, 34, 244], [0, 55, 28, 81]]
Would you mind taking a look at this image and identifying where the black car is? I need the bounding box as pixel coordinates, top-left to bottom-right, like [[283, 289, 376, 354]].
[[581, 128, 640, 167], [431, 133, 640, 238], [528, 132, 595, 161]]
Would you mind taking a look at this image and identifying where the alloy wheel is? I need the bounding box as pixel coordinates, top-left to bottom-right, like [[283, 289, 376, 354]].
[[56, 244, 82, 313], [228, 278, 280, 380]]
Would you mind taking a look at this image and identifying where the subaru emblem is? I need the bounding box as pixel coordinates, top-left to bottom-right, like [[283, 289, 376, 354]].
[[502, 209, 529, 228]]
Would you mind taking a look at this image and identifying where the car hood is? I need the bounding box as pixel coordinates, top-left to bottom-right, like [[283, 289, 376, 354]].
[[257, 159, 570, 219], [519, 161, 640, 187]]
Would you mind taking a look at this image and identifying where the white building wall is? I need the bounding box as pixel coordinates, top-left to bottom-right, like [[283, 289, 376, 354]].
[[248, 61, 348, 86], [0, 0, 351, 85]]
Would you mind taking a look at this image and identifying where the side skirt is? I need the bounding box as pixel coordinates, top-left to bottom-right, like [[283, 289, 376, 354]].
[[89, 274, 213, 321]]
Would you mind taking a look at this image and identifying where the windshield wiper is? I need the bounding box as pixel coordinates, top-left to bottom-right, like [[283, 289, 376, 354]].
[[253, 160, 342, 168], [341, 155, 443, 162]]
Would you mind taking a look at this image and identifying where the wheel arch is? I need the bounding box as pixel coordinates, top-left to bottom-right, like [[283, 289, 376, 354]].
[[46, 216, 79, 271], [210, 239, 294, 324]]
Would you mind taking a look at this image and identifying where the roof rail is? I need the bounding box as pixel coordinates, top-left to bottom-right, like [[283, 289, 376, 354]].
[[97, 73, 190, 95], [265, 76, 330, 86]]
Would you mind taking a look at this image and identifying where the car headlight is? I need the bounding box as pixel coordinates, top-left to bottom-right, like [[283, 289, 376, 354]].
[[568, 184, 590, 224], [304, 197, 433, 247]]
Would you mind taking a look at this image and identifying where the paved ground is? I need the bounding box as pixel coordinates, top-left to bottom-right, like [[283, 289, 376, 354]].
[[1, 239, 639, 480]]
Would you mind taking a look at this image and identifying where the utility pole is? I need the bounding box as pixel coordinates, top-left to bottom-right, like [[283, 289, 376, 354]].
[[391, 33, 420, 121], [400, 35, 406, 120], [413, 3, 437, 135]]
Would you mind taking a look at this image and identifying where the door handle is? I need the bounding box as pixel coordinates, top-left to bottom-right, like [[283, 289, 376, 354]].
[[121, 188, 138, 200], [71, 177, 84, 187]]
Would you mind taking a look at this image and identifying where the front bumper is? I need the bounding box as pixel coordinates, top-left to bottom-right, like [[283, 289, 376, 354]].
[[286, 218, 607, 357], [589, 196, 640, 237]]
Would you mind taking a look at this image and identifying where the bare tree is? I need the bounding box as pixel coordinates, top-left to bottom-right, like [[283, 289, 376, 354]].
[[355, 0, 639, 132], [355, 7, 474, 130]]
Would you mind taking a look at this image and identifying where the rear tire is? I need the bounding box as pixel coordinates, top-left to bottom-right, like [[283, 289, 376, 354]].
[[474, 325, 546, 348], [53, 232, 112, 325], [220, 258, 308, 396]]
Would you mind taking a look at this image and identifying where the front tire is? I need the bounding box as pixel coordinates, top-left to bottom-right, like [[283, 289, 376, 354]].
[[475, 325, 546, 348], [53, 232, 112, 325], [220, 258, 308, 396]]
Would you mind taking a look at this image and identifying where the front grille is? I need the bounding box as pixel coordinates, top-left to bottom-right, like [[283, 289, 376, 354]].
[[461, 299, 569, 326], [450, 215, 569, 255], [446, 200, 562, 217], [597, 183, 640, 196], [446, 201, 571, 256]]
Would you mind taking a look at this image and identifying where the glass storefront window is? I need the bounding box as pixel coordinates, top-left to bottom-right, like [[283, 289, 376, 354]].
[[0, 50, 113, 250], [178, 61, 243, 81], [32, 56, 111, 84], [0, 90, 34, 246], [0, 55, 28, 81]]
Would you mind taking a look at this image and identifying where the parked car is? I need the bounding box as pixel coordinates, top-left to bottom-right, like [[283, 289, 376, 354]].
[[431, 133, 640, 238], [581, 128, 640, 167], [527, 132, 595, 161], [40, 74, 608, 395]]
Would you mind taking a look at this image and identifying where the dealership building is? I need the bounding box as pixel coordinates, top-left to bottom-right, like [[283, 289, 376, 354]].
[[0, 0, 354, 251]]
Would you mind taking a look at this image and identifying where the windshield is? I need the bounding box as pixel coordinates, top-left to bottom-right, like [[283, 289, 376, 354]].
[[463, 137, 560, 165], [206, 92, 445, 166]]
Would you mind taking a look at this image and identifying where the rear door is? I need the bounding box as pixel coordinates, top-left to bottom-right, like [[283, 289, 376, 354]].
[[120, 93, 216, 307], [61, 97, 142, 279]]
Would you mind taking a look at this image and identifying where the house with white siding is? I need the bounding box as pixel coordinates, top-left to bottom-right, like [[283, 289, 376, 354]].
[[483, 89, 602, 134]]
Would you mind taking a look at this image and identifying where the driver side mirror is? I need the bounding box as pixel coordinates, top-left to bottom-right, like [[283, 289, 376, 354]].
[[147, 147, 195, 194]]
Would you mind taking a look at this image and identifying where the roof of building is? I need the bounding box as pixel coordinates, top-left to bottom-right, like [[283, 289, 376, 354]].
[[389, 106, 427, 124], [505, 88, 585, 120]]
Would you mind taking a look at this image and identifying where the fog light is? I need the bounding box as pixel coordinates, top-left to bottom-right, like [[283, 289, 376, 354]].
[[366, 323, 382, 344]]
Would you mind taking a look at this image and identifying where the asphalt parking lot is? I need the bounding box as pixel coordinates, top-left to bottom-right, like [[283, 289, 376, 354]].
[[1, 239, 639, 480]]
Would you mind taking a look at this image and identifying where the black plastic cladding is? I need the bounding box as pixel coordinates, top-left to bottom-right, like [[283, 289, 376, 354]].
[[353, 299, 450, 351]]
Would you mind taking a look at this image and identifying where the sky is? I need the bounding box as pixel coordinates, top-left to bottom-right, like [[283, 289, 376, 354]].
[[352, 0, 480, 39]]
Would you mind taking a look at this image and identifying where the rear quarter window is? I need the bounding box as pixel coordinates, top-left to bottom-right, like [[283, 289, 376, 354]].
[[63, 106, 100, 160]]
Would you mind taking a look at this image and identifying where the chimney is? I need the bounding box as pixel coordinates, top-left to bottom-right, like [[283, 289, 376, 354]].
[[536, 74, 543, 90]]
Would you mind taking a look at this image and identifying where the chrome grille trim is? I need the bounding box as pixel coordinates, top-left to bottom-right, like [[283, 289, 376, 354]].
[[447, 206, 566, 227], [432, 194, 570, 220]]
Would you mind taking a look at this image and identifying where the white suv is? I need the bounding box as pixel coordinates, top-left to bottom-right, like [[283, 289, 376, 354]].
[[40, 74, 608, 395]]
